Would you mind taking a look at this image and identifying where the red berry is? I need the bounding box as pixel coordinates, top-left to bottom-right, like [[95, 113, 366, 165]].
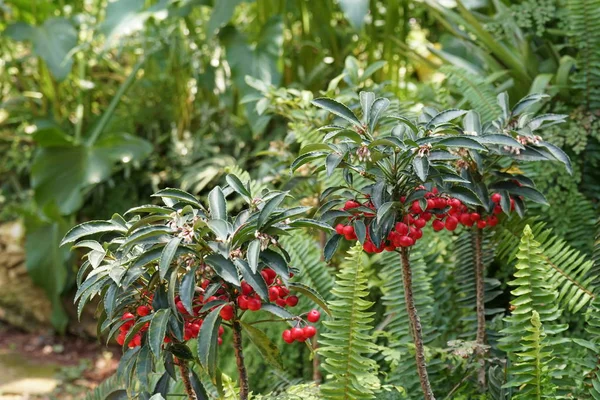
[[282, 329, 294, 344], [395, 222, 409, 235], [286, 295, 299, 307], [384, 244, 396, 251], [176, 301, 188, 315], [220, 305, 234, 320], [491, 193, 502, 203], [460, 213, 473, 226], [137, 305, 151, 317], [398, 236, 414, 247], [261, 270, 274, 285], [116, 332, 126, 345], [445, 216, 459, 231], [217, 337, 223, 345], [470, 213, 481, 222], [248, 298, 262, 311], [121, 312, 135, 321], [264, 268, 277, 281], [278, 286, 290, 297], [510, 198, 515, 211], [335, 224, 345, 235], [218, 325, 224, 335], [133, 334, 142, 347], [291, 327, 305, 341], [449, 198, 462, 209], [432, 219, 445, 232], [343, 200, 360, 210], [410, 228, 423, 240], [237, 295, 249, 310], [487, 215, 498, 227], [477, 220, 487, 229], [303, 325, 317, 339], [241, 281, 253, 295], [276, 298, 287, 307], [190, 323, 201, 336], [413, 218, 426, 229], [426, 199, 436, 210], [421, 212, 432, 222], [343, 225, 356, 238], [307, 310, 320, 323], [493, 205, 502, 215], [411, 201, 423, 214], [269, 287, 280, 301]]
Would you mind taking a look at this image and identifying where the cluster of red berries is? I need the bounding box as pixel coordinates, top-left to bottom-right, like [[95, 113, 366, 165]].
[[115, 267, 314, 349], [334, 188, 514, 254], [282, 309, 321, 344]]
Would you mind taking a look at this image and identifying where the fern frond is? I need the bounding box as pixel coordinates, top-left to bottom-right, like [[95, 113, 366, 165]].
[[507, 311, 557, 399], [495, 217, 597, 313], [319, 243, 378, 400], [566, 0, 600, 109], [280, 231, 335, 302], [441, 65, 502, 123], [584, 299, 600, 399]]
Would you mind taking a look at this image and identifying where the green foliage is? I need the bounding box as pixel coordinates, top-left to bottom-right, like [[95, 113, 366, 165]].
[[495, 217, 597, 313], [499, 225, 567, 396], [566, 0, 600, 109], [319, 243, 378, 399]]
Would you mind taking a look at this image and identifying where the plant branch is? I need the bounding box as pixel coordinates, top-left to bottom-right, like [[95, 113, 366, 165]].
[[400, 248, 436, 400], [175, 359, 197, 400], [232, 318, 250, 399], [474, 227, 487, 390]]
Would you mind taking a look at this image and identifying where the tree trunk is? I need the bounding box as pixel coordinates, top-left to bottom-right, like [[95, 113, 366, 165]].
[[474, 227, 487, 389], [176, 359, 198, 400], [232, 319, 250, 399], [400, 248, 436, 400]]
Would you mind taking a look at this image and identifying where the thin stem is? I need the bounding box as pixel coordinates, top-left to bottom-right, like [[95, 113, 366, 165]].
[[400, 248, 435, 400], [474, 227, 487, 390], [232, 318, 250, 399], [175, 359, 197, 400]]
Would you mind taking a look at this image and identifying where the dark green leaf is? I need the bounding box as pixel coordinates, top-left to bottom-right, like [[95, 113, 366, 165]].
[[226, 174, 251, 199], [325, 152, 343, 177], [170, 343, 195, 361], [260, 249, 290, 280], [208, 186, 227, 220], [205, 254, 240, 286], [426, 109, 467, 129], [258, 192, 287, 229], [247, 240, 261, 273], [159, 237, 181, 280], [437, 136, 487, 151], [153, 371, 171, 397], [312, 97, 362, 127], [511, 93, 548, 116], [354, 220, 366, 244], [61, 220, 126, 246], [463, 110, 481, 134], [149, 309, 170, 360], [152, 188, 202, 208], [324, 234, 342, 262], [413, 156, 429, 182], [235, 259, 269, 300], [288, 218, 335, 231], [260, 303, 295, 322], [136, 345, 153, 391], [197, 305, 225, 376], [368, 98, 390, 132], [478, 134, 523, 149], [190, 370, 209, 400], [180, 266, 197, 316]]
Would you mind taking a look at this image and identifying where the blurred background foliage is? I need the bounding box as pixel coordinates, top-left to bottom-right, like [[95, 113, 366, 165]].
[[0, 0, 599, 397]]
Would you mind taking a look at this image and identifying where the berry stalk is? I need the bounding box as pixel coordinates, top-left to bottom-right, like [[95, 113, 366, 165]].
[[474, 227, 487, 390], [400, 248, 435, 400], [232, 317, 250, 399]]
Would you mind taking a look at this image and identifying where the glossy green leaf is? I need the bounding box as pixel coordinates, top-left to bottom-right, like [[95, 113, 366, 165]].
[[180, 266, 197, 316], [247, 240, 261, 273], [204, 254, 240, 286], [149, 309, 171, 360], [260, 249, 290, 280], [426, 109, 467, 129], [291, 151, 329, 172], [258, 192, 287, 229], [235, 259, 269, 300], [368, 98, 390, 132], [208, 186, 227, 220], [152, 188, 202, 208], [312, 98, 362, 127], [226, 174, 252, 200], [61, 220, 127, 246], [324, 234, 342, 262], [413, 156, 429, 182], [197, 305, 225, 376], [159, 237, 181, 280]]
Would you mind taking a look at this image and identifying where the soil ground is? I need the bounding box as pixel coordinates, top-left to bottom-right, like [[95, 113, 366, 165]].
[[0, 323, 120, 400]]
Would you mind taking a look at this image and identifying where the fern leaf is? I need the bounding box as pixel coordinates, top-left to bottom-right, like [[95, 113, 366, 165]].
[[441, 65, 502, 123], [319, 243, 378, 400], [499, 225, 567, 397], [280, 231, 335, 302], [495, 217, 597, 313], [566, 0, 600, 109]]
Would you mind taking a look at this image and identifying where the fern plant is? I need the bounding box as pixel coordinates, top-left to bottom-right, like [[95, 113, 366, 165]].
[[499, 225, 568, 397], [319, 243, 378, 399]]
